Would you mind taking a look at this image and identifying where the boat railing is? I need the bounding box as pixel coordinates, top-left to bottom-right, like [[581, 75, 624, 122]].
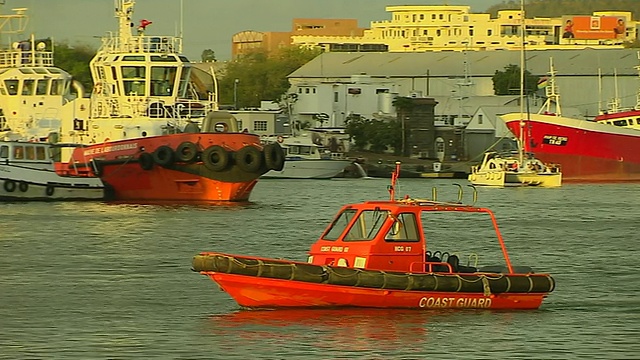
[[0, 48, 53, 68], [409, 261, 454, 273], [99, 33, 182, 55]]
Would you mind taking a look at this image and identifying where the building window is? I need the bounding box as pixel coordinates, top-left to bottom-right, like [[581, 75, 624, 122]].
[[334, 92, 339, 102], [305, 88, 310, 94], [478, 114, 483, 125], [253, 120, 268, 131]]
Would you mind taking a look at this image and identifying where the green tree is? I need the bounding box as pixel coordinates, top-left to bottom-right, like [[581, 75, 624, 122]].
[[345, 115, 403, 154], [201, 49, 216, 62], [492, 64, 539, 95], [218, 46, 322, 108], [53, 42, 96, 93]]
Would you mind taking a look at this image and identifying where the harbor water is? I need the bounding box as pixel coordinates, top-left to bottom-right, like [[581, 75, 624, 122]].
[[1, 178, 640, 359]]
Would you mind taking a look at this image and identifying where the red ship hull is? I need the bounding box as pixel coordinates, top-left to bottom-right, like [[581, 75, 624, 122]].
[[503, 112, 640, 182], [66, 132, 284, 202], [204, 272, 546, 310]]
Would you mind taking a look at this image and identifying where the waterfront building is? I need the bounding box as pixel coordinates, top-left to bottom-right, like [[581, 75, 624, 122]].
[[290, 6, 637, 53], [232, 18, 365, 59]]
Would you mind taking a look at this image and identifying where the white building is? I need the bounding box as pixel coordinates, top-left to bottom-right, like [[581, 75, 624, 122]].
[[287, 48, 640, 128]]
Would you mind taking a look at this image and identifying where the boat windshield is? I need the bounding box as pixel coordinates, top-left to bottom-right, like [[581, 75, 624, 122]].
[[322, 209, 357, 241], [342, 209, 391, 242]]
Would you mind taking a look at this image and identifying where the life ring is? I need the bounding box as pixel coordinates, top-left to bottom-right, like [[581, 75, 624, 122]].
[[175, 141, 198, 163], [263, 143, 285, 171], [153, 145, 175, 167], [202, 145, 230, 172], [18, 181, 28, 192], [276, 136, 284, 144], [3, 180, 16, 193], [45, 184, 55, 196], [139, 152, 154, 170], [235, 145, 263, 173]]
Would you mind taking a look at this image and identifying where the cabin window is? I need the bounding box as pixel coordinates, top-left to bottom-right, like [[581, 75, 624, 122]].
[[0, 145, 8, 158], [5, 80, 18, 95], [22, 80, 35, 95], [36, 79, 49, 95], [613, 119, 628, 126], [36, 146, 46, 160], [636, 118, 640, 125], [322, 209, 358, 241], [24, 146, 36, 160], [13, 146, 25, 159], [122, 66, 147, 96], [150, 66, 177, 96], [385, 213, 419, 242], [343, 209, 390, 241], [50, 79, 63, 95]]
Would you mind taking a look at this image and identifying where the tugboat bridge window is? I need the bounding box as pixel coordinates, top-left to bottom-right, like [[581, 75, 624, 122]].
[[122, 66, 146, 96], [5, 80, 18, 95], [36, 79, 49, 95], [150, 66, 177, 96]]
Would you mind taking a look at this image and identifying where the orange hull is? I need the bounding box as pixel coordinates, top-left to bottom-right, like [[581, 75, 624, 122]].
[[67, 132, 284, 202], [205, 272, 547, 310]]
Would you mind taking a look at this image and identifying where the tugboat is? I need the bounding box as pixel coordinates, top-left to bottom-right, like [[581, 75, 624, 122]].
[[60, 0, 283, 201], [193, 163, 555, 310], [0, 7, 105, 201]]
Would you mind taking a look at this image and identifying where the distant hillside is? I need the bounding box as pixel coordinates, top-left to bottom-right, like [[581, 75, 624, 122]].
[[486, 0, 640, 20]]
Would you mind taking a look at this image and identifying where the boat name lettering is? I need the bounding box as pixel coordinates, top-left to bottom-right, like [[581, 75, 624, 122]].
[[83, 143, 139, 156], [418, 296, 492, 309], [394, 246, 412, 252], [542, 135, 568, 146], [320, 246, 348, 252]]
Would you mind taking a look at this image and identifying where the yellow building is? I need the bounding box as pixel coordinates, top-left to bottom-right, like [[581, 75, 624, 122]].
[[290, 5, 637, 52]]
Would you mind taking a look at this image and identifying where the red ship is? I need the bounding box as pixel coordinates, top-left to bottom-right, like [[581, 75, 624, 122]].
[[502, 57, 640, 182], [193, 163, 555, 310], [55, 0, 284, 201]]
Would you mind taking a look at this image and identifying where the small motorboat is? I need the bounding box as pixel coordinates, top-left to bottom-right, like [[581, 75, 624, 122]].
[[193, 163, 555, 310]]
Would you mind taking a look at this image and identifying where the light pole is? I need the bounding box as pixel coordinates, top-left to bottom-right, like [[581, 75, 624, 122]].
[[233, 78, 239, 109]]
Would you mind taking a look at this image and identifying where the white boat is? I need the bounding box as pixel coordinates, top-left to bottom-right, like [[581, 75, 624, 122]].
[[468, 151, 561, 187], [0, 7, 105, 201], [0, 141, 105, 200], [262, 135, 352, 179], [469, 0, 561, 188]]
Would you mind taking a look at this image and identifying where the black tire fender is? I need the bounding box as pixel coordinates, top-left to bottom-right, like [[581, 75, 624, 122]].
[[153, 145, 175, 167], [202, 145, 230, 172], [175, 141, 198, 163], [18, 181, 28, 192], [235, 146, 263, 173], [264, 143, 285, 171], [3, 180, 16, 193], [46, 184, 55, 196], [139, 152, 154, 170]]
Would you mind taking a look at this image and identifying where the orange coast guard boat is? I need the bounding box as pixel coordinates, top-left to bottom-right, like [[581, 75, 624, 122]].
[[57, 0, 284, 201], [193, 163, 555, 310]]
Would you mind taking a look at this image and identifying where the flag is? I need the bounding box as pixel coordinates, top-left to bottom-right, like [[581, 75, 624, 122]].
[[537, 77, 548, 89]]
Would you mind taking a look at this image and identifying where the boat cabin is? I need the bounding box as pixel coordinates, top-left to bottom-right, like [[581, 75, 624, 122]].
[[308, 198, 514, 274]]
